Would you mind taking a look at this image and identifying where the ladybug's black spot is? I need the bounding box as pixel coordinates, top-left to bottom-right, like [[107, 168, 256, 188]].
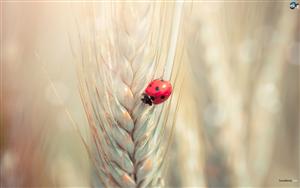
[[155, 86, 159, 91], [160, 96, 165, 99], [149, 84, 152, 87], [160, 79, 164, 82]]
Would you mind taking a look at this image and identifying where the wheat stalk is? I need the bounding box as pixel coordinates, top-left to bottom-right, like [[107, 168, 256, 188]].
[[186, 1, 298, 187], [72, 2, 183, 187]]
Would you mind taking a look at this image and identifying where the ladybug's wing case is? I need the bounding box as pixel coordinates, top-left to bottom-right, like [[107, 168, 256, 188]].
[[145, 80, 160, 97], [153, 85, 172, 104], [145, 86, 157, 96], [144, 80, 172, 104]]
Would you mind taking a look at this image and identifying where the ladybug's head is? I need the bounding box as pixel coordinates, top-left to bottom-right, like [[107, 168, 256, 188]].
[[141, 93, 153, 106]]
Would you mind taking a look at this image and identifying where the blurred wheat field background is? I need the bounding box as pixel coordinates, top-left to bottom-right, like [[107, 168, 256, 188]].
[[1, 1, 299, 188]]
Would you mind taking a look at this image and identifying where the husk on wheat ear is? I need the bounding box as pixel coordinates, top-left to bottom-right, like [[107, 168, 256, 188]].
[[72, 2, 184, 187]]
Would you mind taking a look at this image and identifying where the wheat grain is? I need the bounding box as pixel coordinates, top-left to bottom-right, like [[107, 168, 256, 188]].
[[73, 2, 183, 187]]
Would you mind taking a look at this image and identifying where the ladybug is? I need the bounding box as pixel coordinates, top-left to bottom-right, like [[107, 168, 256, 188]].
[[141, 79, 172, 106]]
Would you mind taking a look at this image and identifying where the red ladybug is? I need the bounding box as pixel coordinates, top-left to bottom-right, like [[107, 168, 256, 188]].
[[141, 79, 172, 106]]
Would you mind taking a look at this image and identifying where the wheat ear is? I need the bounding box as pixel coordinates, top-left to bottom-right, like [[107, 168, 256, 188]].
[[73, 2, 183, 187]]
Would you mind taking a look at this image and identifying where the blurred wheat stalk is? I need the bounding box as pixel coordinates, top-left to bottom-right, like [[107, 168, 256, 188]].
[[70, 2, 183, 187], [185, 1, 299, 187]]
